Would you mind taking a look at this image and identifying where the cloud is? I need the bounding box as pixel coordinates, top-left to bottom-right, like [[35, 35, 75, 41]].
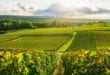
[[33, 3, 70, 17], [16, 3, 35, 13], [0, 3, 33, 16], [74, 7, 110, 14], [28, 7, 34, 10], [17, 3, 27, 11], [33, 3, 110, 18], [10, 10, 20, 12], [95, 7, 110, 14], [0, 2, 110, 19]]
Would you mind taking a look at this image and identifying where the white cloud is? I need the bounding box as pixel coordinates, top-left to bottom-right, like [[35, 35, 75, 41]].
[[33, 3, 70, 17], [72, 7, 110, 14], [33, 3, 110, 19], [0, 3, 34, 16], [0, 0, 110, 19]]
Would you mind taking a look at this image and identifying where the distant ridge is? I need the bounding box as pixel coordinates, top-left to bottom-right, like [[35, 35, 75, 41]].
[[0, 15, 110, 22]]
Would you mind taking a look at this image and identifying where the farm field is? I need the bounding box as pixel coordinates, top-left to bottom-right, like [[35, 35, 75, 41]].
[[6, 28, 74, 36], [0, 28, 74, 50], [0, 28, 110, 51], [94, 31, 110, 49], [0, 36, 71, 50], [0, 0, 110, 74], [67, 31, 96, 51], [0, 35, 21, 43], [67, 31, 110, 51], [0, 27, 110, 75], [5, 27, 110, 36]]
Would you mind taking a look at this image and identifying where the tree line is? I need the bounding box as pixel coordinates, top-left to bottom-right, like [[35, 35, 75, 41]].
[[0, 20, 49, 33], [0, 19, 110, 33], [0, 19, 76, 33]]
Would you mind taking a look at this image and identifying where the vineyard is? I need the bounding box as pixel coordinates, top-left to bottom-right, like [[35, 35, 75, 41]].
[[67, 31, 110, 51], [62, 50, 110, 75], [0, 50, 110, 75], [0, 28, 74, 50], [67, 31, 96, 51], [0, 35, 20, 43], [0, 27, 110, 75], [0, 28, 110, 51], [0, 36, 70, 50], [6, 28, 74, 36], [94, 31, 110, 49], [0, 50, 58, 75]]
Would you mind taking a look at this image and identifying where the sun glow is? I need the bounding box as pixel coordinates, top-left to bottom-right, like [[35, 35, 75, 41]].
[[60, 0, 91, 8], [61, 0, 75, 8]]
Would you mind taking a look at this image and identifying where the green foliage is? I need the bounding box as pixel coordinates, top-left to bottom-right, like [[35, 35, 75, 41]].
[[0, 50, 110, 75], [62, 50, 110, 75], [0, 20, 36, 32], [0, 50, 58, 75]]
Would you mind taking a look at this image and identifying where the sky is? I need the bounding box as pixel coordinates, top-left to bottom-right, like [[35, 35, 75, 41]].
[[0, 0, 110, 19]]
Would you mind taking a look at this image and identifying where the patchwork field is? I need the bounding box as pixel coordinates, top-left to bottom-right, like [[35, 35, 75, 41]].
[[1, 8, 110, 75], [0, 28, 110, 51], [0, 28, 73, 50], [67, 31, 110, 51], [0, 27, 110, 75]]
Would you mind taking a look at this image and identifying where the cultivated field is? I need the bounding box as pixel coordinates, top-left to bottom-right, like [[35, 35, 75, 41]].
[[6, 28, 74, 36], [0, 28, 110, 51], [94, 31, 110, 49], [67, 31, 96, 51], [0, 36, 70, 50], [0, 27, 110, 75]]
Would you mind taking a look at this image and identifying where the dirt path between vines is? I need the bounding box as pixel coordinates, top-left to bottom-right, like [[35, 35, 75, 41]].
[[53, 53, 64, 75]]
